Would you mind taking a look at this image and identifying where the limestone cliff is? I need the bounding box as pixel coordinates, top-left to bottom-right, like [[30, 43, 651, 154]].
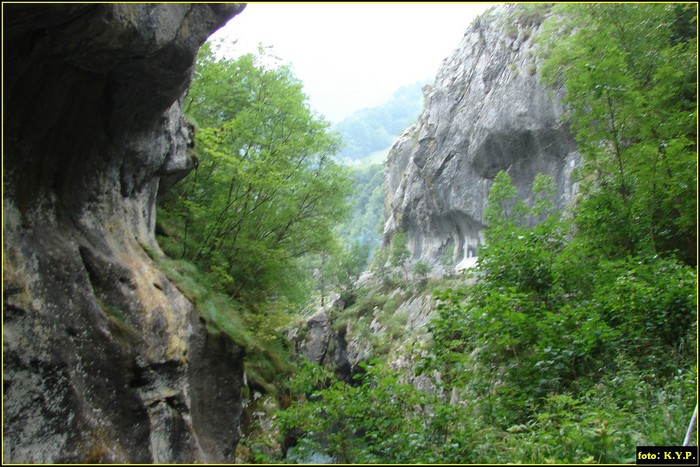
[[384, 5, 579, 269], [3, 4, 246, 462]]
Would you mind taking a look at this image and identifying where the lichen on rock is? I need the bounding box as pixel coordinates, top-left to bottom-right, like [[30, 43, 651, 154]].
[[3, 4, 247, 463]]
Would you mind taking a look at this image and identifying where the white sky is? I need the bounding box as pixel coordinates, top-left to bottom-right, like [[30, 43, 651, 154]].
[[210, 2, 498, 123]]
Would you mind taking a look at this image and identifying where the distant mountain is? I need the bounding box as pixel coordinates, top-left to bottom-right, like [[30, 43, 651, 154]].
[[336, 162, 385, 254], [334, 82, 425, 163]]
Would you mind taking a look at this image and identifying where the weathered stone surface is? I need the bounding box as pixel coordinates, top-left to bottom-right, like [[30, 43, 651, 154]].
[[290, 295, 372, 381], [3, 4, 245, 463], [297, 309, 333, 366], [383, 5, 579, 269]]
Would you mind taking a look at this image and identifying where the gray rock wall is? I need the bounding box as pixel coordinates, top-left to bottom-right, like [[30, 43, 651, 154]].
[[3, 4, 246, 462], [289, 296, 369, 381], [384, 5, 579, 268]]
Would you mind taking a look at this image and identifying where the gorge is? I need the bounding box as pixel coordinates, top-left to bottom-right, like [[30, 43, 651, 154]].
[[294, 2, 581, 388], [3, 3, 696, 464]]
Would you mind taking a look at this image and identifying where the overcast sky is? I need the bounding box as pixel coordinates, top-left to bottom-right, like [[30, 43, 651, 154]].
[[210, 2, 497, 123]]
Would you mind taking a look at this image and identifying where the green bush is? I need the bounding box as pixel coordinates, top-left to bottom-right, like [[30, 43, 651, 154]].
[[426, 171, 696, 427], [413, 260, 431, 282], [589, 255, 696, 375]]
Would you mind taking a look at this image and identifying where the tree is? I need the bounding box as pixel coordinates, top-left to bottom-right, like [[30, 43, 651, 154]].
[[540, 3, 697, 264], [159, 43, 352, 304], [413, 260, 431, 283], [480, 172, 566, 297], [310, 241, 371, 305], [335, 163, 386, 252], [389, 231, 411, 281], [330, 242, 371, 293]]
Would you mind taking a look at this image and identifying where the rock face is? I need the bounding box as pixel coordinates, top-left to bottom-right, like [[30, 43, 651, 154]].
[[384, 5, 579, 268], [289, 296, 369, 381], [290, 289, 439, 386], [3, 4, 246, 463]]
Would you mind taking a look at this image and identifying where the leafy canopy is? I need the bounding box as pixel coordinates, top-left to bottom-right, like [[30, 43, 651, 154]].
[[539, 3, 697, 263], [159, 43, 352, 305]]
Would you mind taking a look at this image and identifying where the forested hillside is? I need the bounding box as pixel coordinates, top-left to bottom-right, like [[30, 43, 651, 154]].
[[155, 3, 696, 463], [335, 162, 385, 253], [334, 82, 424, 163]]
